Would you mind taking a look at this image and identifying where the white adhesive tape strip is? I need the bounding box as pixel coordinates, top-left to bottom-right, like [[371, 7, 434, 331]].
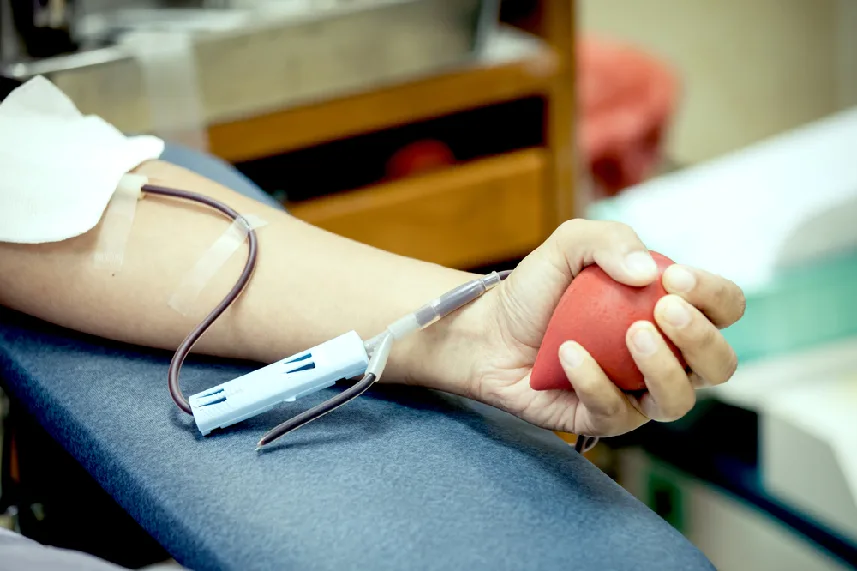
[[93, 174, 148, 272], [169, 214, 267, 316]]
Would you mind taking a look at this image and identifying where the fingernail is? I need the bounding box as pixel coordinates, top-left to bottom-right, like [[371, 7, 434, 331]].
[[664, 265, 696, 293], [560, 341, 584, 369], [631, 326, 657, 355], [625, 251, 658, 280], [662, 296, 691, 328], [690, 373, 710, 389]]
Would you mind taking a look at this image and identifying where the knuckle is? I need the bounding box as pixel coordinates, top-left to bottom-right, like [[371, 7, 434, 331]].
[[555, 218, 587, 240], [641, 356, 697, 422], [555, 219, 641, 246], [711, 278, 731, 306], [712, 277, 746, 326], [695, 319, 719, 346], [653, 407, 681, 423], [733, 288, 747, 322], [718, 350, 739, 383], [664, 390, 696, 421], [611, 220, 638, 237], [689, 372, 708, 389], [600, 394, 625, 418], [602, 220, 642, 245], [550, 220, 588, 260], [674, 311, 716, 348]]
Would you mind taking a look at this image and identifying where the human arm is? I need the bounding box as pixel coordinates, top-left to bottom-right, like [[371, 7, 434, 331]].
[[0, 159, 481, 398], [0, 159, 745, 436]]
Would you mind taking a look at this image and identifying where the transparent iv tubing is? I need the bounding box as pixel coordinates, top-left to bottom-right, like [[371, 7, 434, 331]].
[[365, 270, 509, 353]]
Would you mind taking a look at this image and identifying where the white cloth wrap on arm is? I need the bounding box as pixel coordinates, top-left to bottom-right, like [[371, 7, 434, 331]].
[[0, 75, 164, 244]]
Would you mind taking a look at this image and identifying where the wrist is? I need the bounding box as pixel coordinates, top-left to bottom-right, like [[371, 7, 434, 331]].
[[382, 275, 494, 399]]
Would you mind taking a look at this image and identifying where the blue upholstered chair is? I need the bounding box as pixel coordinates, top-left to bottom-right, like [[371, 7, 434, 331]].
[[0, 144, 714, 570]]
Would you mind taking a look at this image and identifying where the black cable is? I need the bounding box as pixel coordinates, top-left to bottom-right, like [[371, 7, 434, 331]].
[[575, 435, 600, 454], [141, 184, 259, 415], [257, 372, 379, 448]]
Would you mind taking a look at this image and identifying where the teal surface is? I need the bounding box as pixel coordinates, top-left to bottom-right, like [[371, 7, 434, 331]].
[[721, 250, 857, 364], [588, 200, 857, 364]]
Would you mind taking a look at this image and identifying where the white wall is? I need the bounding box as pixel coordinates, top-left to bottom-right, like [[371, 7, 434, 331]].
[[580, 0, 857, 165]]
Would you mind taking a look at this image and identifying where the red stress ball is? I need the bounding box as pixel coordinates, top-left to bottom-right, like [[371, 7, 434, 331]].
[[529, 251, 685, 393]]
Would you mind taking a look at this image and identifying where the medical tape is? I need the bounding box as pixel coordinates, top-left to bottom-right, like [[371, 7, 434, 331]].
[[93, 174, 148, 272], [169, 213, 267, 316]]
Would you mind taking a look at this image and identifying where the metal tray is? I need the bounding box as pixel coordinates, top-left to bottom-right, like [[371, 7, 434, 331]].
[[3, 0, 484, 136]]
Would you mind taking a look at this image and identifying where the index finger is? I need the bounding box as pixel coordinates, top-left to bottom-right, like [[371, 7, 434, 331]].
[[662, 265, 746, 328]]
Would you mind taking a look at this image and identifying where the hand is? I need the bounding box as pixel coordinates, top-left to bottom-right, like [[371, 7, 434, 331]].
[[467, 220, 746, 438]]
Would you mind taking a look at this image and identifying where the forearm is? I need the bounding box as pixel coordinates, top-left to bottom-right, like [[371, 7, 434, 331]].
[[0, 161, 486, 396]]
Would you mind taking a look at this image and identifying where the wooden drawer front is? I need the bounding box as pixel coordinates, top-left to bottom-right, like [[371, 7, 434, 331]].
[[288, 149, 547, 268]]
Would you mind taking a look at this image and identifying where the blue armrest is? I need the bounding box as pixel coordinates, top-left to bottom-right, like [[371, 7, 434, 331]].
[[0, 145, 713, 571]]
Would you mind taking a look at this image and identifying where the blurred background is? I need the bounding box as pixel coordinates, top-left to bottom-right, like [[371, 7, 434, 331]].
[[1, 1, 856, 569]]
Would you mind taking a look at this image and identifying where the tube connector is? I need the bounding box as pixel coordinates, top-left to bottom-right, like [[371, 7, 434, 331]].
[[365, 333, 393, 379], [189, 331, 369, 436], [412, 271, 501, 328], [366, 272, 503, 352]]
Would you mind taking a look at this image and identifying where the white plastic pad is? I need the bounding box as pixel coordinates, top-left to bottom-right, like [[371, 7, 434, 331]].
[[169, 214, 267, 316], [0, 76, 165, 244]]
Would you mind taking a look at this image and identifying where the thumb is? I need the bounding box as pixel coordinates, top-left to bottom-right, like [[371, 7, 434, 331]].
[[547, 220, 659, 287], [595, 248, 659, 287], [494, 220, 657, 340]]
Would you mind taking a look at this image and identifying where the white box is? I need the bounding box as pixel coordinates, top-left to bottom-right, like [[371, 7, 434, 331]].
[[761, 369, 857, 545], [709, 338, 857, 548], [617, 448, 852, 571]]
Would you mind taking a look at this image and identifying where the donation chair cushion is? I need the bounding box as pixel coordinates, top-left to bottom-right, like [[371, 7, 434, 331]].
[[0, 144, 713, 571]]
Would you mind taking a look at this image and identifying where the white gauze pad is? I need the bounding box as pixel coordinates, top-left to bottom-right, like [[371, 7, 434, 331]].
[[0, 75, 165, 244]]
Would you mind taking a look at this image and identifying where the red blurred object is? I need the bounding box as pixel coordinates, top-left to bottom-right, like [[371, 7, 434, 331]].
[[578, 36, 680, 196], [385, 139, 456, 180], [529, 252, 685, 393]]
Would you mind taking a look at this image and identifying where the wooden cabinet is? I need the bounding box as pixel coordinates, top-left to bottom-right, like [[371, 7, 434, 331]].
[[290, 148, 547, 268], [208, 0, 576, 270]]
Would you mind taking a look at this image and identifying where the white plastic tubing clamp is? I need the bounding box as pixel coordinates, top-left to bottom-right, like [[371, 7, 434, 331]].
[[189, 331, 369, 436]]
